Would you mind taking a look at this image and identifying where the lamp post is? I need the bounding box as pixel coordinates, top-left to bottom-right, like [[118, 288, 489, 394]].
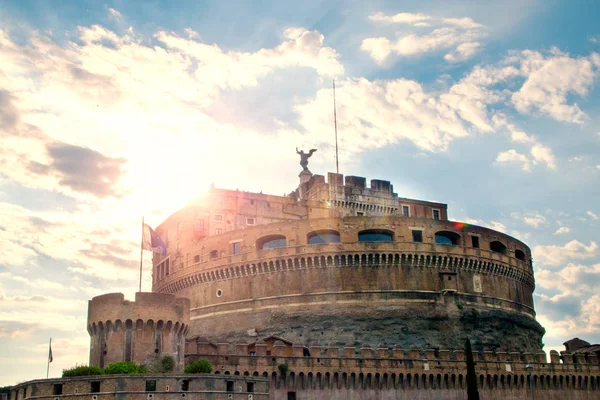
[[525, 364, 534, 400]]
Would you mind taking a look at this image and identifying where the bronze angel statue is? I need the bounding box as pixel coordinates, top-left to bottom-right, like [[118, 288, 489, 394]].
[[296, 148, 317, 172]]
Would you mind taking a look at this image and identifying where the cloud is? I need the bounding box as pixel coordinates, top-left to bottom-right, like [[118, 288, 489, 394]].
[[511, 49, 600, 124], [523, 214, 546, 228], [107, 8, 122, 20], [496, 149, 531, 171], [533, 240, 599, 267], [587, 211, 599, 220], [444, 42, 481, 63], [368, 12, 432, 26], [28, 142, 127, 198], [530, 143, 556, 169], [554, 226, 571, 235], [363, 12, 485, 64]]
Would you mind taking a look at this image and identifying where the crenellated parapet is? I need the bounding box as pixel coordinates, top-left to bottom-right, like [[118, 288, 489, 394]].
[[186, 340, 600, 394], [87, 292, 190, 371]]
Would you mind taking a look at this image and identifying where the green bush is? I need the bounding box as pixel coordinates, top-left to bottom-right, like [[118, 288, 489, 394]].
[[184, 359, 212, 374], [277, 363, 289, 375], [103, 361, 147, 375], [160, 355, 175, 373], [62, 365, 103, 377], [0, 386, 11, 394]]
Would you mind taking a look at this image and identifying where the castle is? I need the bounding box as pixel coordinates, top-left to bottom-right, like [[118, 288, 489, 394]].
[[9, 156, 600, 400]]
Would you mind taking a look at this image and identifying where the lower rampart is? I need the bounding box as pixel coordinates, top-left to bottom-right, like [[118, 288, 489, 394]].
[[9, 375, 268, 400], [186, 344, 600, 400]]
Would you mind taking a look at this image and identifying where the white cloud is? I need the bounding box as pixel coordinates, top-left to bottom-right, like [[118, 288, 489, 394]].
[[524, 214, 546, 228], [444, 42, 481, 63], [441, 17, 483, 29], [360, 37, 391, 63], [496, 149, 531, 171], [554, 226, 571, 235], [533, 240, 599, 266], [511, 49, 599, 124], [107, 8, 122, 20], [363, 12, 485, 64], [368, 12, 431, 25], [587, 211, 599, 220], [530, 143, 556, 169]]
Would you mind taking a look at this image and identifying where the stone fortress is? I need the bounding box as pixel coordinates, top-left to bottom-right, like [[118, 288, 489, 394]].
[[9, 154, 600, 400]]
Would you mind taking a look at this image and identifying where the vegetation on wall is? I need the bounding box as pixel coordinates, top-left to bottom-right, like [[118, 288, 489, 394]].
[[146, 355, 176, 373], [184, 359, 213, 374], [103, 362, 147, 375], [277, 363, 289, 375], [62, 365, 104, 377]]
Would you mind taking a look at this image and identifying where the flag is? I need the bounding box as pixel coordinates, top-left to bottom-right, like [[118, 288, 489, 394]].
[[143, 224, 167, 255], [49, 344, 53, 363]]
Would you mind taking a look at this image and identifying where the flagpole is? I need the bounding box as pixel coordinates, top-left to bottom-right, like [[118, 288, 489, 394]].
[[139, 216, 144, 293], [46, 337, 51, 378]]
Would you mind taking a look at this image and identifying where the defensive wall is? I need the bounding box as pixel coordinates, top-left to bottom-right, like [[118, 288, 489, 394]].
[[152, 216, 540, 350], [9, 375, 268, 400], [186, 341, 600, 399], [87, 293, 190, 371]]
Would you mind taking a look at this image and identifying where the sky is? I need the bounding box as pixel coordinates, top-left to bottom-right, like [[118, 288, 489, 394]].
[[1, 0, 600, 386]]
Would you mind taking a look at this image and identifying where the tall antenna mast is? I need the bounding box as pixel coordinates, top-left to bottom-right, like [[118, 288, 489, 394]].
[[333, 79, 340, 175]]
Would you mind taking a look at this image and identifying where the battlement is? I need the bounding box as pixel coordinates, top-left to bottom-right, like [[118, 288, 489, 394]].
[[186, 339, 600, 371], [87, 292, 190, 371]]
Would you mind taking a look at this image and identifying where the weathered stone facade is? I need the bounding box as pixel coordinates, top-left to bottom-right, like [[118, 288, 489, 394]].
[[87, 292, 190, 371], [9, 375, 268, 400], [152, 173, 540, 350]]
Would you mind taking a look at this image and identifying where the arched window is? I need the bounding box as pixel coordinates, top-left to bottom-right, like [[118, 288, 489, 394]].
[[515, 249, 526, 261], [308, 230, 341, 244], [257, 235, 286, 250], [490, 241, 507, 254], [358, 229, 394, 242], [434, 231, 461, 245]]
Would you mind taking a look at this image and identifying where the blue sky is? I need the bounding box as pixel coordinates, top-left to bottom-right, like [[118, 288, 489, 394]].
[[1, 0, 600, 386]]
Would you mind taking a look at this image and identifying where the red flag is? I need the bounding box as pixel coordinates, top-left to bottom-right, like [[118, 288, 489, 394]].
[[49, 345, 53, 363]]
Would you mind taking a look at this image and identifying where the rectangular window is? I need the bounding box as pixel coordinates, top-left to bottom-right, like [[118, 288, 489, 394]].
[[194, 255, 200, 263], [288, 392, 297, 400], [432, 209, 440, 220], [146, 380, 157, 392], [402, 205, 410, 217], [53, 384, 63, 395], [232, 242, 241, 255], [246, 382, 254, 393], [357, 212, 364, 216], [246, 217, 255, 226], [471, 236, 480, 248], [181, 380, 189, 391], [91, 381, 101, 393], [412, 230, 423, 243], [215, 228, 223, 235], [215, 214, 224, 221], [226, 381, 234, 392], [195, 218, 205, 231]]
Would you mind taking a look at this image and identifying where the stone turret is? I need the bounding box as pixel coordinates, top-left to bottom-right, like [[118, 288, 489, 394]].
[[87, 292, 190, 371]]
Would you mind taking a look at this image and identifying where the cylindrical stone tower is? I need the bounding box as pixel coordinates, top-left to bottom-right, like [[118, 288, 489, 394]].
[[87, 292, 190, 371]]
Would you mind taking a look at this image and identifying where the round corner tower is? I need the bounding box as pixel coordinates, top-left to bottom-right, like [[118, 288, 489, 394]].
[[87, 292, 190, 371]]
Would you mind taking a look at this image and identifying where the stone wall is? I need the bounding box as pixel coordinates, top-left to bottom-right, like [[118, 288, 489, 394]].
[[9, 375, 268, 400], [87, 293, 190, 371], [152, 216, 538, 349], [186, 345, 600, 399]]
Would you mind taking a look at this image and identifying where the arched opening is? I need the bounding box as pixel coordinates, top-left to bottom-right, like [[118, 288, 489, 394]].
[[490, 240, 507, 254], [256, 235, 286, 250], [358, 229, 394, 242], [434, 231, 461, 245], [515, 249, 526, 261], [307, 230, 341, 245]]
